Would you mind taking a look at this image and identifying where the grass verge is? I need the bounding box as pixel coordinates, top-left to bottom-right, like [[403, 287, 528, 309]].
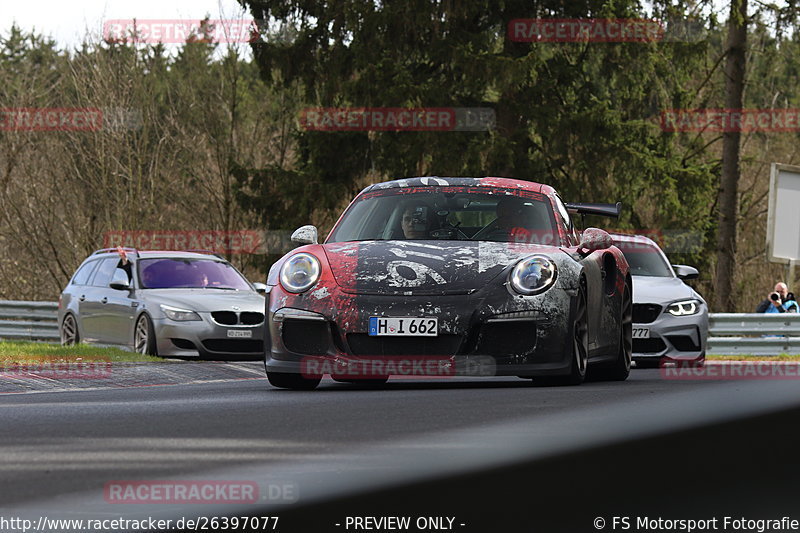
[[0, 341, 163, 363], [708, 354, 800, 361]]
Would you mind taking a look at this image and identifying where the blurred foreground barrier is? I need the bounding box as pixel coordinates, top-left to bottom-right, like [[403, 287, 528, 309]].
[[0, 300, 59, 342], [708, 313, 800, 355]]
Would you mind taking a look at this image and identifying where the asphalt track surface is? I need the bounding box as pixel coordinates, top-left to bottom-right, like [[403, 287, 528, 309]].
[[2, 366, 800, 532]]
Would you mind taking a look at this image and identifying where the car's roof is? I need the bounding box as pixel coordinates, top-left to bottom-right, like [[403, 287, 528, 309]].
[[89, 250, 226, 261], [361, 177, 555, 195], [609, 233, 660, 248]]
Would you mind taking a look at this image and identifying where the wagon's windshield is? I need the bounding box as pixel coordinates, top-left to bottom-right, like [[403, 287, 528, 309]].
[[327, 186, 559, 244], [138, 258, 253, 290], [615, 241, 673, 277]]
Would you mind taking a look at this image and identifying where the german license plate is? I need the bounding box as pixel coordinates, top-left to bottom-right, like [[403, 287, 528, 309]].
[[369, 317, 438, 337], [632, 327, 650, 339], [227, 329, 253, 338]]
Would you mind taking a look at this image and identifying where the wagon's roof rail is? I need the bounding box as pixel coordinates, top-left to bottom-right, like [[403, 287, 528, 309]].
[[93, 247, 139, 256]]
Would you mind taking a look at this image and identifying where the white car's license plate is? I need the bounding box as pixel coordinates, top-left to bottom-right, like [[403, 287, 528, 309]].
[[369, 317, 438, 337], [227, 329, 253, 338], [632, 327, 650, 339]]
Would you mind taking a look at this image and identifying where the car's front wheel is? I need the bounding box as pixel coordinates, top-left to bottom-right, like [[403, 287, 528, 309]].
[[134, 314, 158, 356], [535, 277, 588, 386], [267, 372, 321, 390], [590, 281, 632, 381], [60, 314, 80, 346]]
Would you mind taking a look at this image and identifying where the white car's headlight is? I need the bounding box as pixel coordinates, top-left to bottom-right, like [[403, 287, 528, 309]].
[[280, 253, 321, 293], [509, 255, 557, 295], [160, 304, 201, 321], [666, 299, 701, 316]]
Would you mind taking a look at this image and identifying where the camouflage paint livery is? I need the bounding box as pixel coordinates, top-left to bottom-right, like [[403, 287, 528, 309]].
[[264, 177, 631, 380]]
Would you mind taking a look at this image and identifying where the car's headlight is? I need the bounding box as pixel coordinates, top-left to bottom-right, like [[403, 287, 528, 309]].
[[666, 299, 701, 316], [280, 253, 321, 293], [160, 304, 202, 321], [509, 255, 557, 295]]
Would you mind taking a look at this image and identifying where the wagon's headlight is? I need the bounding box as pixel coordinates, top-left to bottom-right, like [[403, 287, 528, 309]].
[[666, 299, 700, 316], [280, 253, 321, 293], [509, 255, 557, 295], [160, 304, 201, 321]]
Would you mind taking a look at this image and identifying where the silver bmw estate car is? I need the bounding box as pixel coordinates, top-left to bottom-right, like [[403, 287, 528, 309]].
[[58, 248, 267, 358], [611, 234, 708, 368]]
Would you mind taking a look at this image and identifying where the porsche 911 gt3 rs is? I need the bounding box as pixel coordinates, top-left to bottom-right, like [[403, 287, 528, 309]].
[[263, 177, 632, 389]]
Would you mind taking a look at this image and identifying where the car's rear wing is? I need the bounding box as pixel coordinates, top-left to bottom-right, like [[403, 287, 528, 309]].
[[565, 202, 621, 219]]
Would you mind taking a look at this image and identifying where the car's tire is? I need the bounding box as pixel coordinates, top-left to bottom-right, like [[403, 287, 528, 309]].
[[535, 276, 588, 386], [590, 281, 632, 382], [267, 371, 321, 390], [60, 314, 80, 346], [134, 314, 159, 356]]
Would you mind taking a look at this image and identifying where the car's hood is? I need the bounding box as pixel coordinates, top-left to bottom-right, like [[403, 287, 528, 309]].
[[632, 275, 702, 305], [322, 240, 561, 295], [139, 289, 265, 312]]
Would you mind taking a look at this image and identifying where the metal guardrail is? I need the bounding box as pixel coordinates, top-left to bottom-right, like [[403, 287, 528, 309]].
[[0, 301, 798, 355], [0, 300, 60, 342], [708, 313, 800, 355]]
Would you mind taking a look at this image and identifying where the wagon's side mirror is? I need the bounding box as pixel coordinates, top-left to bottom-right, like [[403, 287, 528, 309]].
[[291, 225, 318, 245], [252, 282, 268, 294], [109, 268, 131, 290], [578, 228, 612, 252], [673, 264, 699, 280]]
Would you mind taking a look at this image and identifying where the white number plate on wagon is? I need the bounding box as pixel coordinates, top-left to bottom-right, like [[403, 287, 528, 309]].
[[227, 329, 253, 338], [369, 317, 438, 337], [632, 327, 650, 339]]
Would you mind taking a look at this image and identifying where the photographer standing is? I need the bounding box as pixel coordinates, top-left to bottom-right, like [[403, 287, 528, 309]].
[[755, 282, 790, 313]]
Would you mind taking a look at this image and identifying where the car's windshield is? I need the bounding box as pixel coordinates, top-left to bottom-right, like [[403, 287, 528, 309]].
[[137, 258, 252, 290], [616, 241, 673, 277], [327, 186, 559, 244]]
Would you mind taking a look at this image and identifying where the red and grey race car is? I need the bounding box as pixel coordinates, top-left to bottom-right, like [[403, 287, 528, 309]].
[[263, 177, 632, 389]]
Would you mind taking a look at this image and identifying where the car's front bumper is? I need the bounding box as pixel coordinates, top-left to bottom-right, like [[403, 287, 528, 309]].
[[265, 286, 578, 377], [632, 306, 708, 362], [152, 315, 265, 358]]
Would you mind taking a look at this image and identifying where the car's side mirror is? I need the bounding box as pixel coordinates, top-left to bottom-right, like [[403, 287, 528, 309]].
[[578, 228, 612, 252], [673, 264, 699, 280], [109, 269, 131, 290], [252, 282, 268, 294], [291, 225, 318, 245]]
